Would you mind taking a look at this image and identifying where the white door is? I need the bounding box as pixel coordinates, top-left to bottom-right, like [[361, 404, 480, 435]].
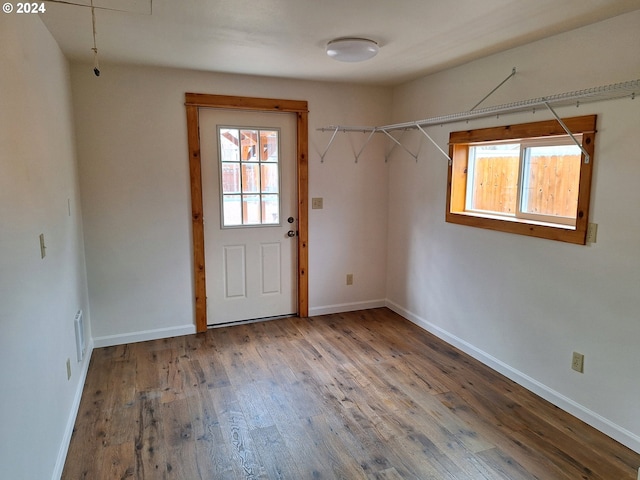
[[200, 109, 297, 325]]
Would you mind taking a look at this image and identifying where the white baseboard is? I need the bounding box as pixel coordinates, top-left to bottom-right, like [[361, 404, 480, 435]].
[[386, 300, 640, 454], [51, 338, 94, 480], [309, 299, 386, 317], [93, 324, 197, 348]]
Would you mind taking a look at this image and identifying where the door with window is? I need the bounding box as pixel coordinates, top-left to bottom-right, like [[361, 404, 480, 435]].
[[200, 109, 297, 325]]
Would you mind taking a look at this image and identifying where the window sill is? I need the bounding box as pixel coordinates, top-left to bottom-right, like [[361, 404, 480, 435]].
[[446, 211, 587, 244], [460, 210, 576, 230]]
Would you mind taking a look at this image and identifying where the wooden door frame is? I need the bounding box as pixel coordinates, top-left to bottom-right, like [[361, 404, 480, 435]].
[[185, 93, 309, 332]]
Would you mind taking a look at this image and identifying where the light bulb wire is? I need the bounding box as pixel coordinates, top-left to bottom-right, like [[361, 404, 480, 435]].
[[91, 0, 100, 75]]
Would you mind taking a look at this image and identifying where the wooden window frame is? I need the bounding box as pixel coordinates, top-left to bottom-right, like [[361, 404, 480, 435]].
[[446, 115, 596, 245], [185, 93, 309, 332]]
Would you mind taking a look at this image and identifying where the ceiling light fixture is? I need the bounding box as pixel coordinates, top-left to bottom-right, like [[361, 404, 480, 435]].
[[326, 37, 379, 62]]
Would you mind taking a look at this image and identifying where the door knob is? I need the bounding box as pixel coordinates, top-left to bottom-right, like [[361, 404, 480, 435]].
[[287, 230, 296, 237]]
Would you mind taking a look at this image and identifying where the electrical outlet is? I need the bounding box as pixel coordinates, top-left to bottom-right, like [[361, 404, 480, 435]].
[[66, 358, 71, 380], [346, 273, 353, 285], [571, 352, 584, 373]]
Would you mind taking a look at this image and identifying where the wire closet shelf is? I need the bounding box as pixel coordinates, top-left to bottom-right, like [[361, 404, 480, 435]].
[[318, 78, 638, 163], [321, 79, 637, 133]]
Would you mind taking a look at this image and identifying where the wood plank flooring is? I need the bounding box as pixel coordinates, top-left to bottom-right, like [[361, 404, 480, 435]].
[[63, 308, 640, 479]]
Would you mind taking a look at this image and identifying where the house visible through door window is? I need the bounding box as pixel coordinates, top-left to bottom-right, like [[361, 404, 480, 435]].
[[218, 127, 280, 227]]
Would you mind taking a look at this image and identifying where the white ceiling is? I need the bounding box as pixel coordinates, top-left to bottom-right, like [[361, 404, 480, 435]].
[[40, 0, 640, 86]]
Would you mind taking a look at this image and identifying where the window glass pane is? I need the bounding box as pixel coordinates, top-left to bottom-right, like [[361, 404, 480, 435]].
[[260, 130, 278, 162], [241, 163, 260, 193], [262, 194, 279, 224], [261, 163, 279, 193], [220, 129, 239, 162], [468, 144, 519, 214], [242, 195, 261, 224], [219, 127, 282, 227], [241, 130, 258, 161], [521, 144, 581, 219], [221, 163, 240, 193], [222, 195, 242, 226]]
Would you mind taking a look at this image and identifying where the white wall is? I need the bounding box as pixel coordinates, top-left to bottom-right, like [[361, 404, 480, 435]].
[[70, 63, 391, 342], [5, 12, 634, 480], [0, 15, 92, 480], [386, 11, 640, 452]]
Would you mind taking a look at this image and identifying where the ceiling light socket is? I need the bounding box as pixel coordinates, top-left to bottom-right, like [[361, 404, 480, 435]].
[[326, 37, 379, 62]]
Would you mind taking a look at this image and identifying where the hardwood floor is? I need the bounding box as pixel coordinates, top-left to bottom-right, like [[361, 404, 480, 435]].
[[63, 308, 639, 479]]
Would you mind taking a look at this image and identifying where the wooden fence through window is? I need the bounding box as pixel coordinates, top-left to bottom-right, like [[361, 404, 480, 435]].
[[471, 154, 581, 217]]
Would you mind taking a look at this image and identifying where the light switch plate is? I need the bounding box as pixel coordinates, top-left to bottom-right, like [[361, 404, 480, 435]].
[[312, 197, 323, 209]]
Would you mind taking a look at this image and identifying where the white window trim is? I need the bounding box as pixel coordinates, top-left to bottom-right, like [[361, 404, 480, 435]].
[[217, 125, 283, 229], [516, 136, 582, 227], [463, 135, 583, 229]]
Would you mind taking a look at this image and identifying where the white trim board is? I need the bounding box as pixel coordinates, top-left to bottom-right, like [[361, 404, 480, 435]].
[[309, 299, 386, 317], [51, 339, 94, 480], [385, 300, 640, 454], [93, 324, 197, 348]]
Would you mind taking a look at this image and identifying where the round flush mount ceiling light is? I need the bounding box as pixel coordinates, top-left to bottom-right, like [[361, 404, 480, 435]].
[[326, 37, 379, 62]]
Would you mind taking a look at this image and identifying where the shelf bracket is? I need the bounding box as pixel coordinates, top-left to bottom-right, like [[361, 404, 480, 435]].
[[320, 126, 340, 163], [543, 101, 590, 163], [416, 125, 453, 166], [380, 128, 418, 162], [470, 67, 517, 111], [354, 130, 377, 163]]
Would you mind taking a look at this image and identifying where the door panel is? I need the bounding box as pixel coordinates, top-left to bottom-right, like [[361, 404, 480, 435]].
[[200, 109, 297, 325], [223, 245, 246, 298], [261, 243, 281, 294]]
